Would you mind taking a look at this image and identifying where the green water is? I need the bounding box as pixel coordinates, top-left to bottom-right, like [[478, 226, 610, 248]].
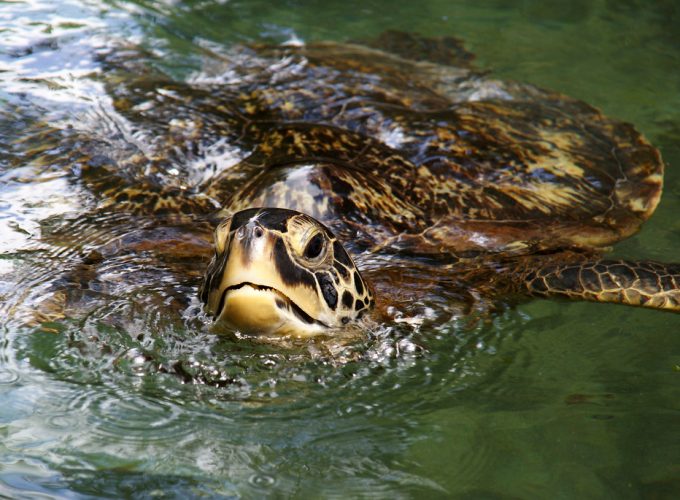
[[1, 0, 680, 498]]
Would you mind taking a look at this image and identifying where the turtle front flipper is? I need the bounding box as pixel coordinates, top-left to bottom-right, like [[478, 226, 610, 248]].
[[521, 260, 680, 312]]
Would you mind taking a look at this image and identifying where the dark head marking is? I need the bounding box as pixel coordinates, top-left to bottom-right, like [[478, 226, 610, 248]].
[[274, 237, 316, 289], [334, 261, 350, 279], [333, 241, 352, 267], [316, 272, 338, 310], [341, 290, 354, 309], [354, 271, 364, 295]]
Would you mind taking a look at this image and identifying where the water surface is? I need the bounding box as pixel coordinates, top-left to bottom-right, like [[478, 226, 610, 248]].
[[1, 0, 680, 498]]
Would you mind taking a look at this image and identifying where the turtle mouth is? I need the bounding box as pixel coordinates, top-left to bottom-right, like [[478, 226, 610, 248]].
[[217, 282, 328, 328]]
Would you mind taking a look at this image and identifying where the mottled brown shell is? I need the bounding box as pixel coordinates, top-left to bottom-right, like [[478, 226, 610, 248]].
[[196, 39, 663, 257], [63, 33, 663, 258]]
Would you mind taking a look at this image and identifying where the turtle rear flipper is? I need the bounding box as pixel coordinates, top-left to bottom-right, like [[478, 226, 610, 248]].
[[521, 259, 680, 312]]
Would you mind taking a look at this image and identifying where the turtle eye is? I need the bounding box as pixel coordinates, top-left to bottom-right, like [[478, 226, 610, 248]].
[[303, 233, 325, 260]]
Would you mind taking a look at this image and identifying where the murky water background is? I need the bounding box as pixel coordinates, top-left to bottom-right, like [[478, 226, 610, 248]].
[[1, 0, 679, 497]]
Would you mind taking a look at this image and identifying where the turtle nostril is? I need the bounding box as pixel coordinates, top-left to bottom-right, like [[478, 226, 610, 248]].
[[253, 226, 264, 238]]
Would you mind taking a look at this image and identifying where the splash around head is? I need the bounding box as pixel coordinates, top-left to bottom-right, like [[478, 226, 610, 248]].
[[199, 208, 373, 337]]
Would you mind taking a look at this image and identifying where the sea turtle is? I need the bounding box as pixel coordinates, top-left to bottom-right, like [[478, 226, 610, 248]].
[[13, 32, 680, 337]]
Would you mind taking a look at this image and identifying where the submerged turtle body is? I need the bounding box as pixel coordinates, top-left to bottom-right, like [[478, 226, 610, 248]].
[[19, 31, 680, 335]]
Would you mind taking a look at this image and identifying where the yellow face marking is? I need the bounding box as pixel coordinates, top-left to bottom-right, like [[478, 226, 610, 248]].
[[201, 209, 372, 337]]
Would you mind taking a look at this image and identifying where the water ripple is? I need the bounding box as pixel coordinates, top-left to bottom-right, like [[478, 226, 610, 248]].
[[0, 368, 21, 386], [76, 389, 195, 445]]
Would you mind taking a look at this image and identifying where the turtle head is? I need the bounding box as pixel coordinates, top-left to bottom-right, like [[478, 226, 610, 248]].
[[200, 208, 373, 337]]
